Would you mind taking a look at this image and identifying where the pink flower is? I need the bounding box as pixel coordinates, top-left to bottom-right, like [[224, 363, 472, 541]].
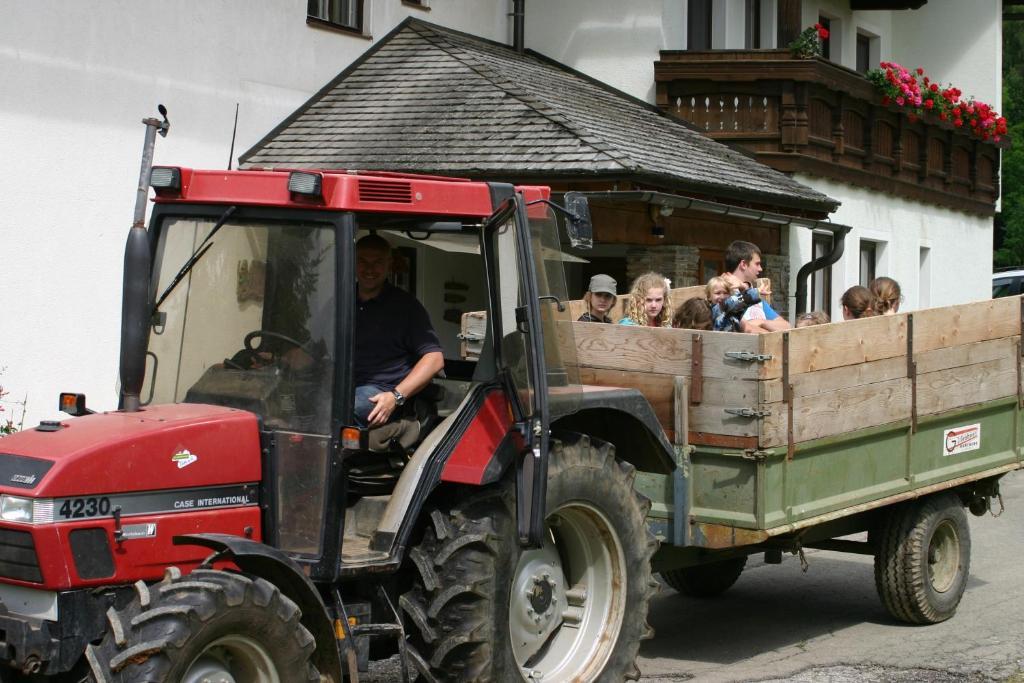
[[896, 96, 905, 106]]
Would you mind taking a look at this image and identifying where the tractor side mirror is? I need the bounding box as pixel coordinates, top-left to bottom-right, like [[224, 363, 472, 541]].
[[563, 192, 593, 249]]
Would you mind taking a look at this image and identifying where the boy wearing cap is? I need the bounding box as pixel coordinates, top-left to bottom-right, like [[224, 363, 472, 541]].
[[578, 274, 618, 323]]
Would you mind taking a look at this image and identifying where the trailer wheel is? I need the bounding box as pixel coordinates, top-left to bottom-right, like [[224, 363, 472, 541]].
[[85, 568, 319, 682], [874, 493, 972, 624], [400, 434, 658, 682], [660, 556, 747, 598]]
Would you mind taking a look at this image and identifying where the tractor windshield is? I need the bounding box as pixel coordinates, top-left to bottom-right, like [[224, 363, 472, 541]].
[[144, 215, 336, 434]]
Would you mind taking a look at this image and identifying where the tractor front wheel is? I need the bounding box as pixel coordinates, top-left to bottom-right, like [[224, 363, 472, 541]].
[[86, 568, 319, 682]]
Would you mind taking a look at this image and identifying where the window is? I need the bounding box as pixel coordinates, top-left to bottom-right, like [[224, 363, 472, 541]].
[[919, 247, 931, 308], [698, 249, 726, 285], [859, 240, 877, 287], [856, 30, 879, 74], [818, 15, 831, 60], [688, 0, 713, 50], [856, 33, 871, 73], [307, 0, 362, 32], [745, 0, 761, 49], [811, 232, 833, 316]]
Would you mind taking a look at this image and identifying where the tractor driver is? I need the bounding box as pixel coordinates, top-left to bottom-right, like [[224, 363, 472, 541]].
[[353, 234, 444, 427]]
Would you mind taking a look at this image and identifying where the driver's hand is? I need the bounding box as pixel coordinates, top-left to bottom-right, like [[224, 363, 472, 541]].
[[367, 391, 397, 426]]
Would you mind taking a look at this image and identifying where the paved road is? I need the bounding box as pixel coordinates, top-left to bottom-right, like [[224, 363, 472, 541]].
[[365, 472, 1023, 682], [637, 471, 1024, 683]]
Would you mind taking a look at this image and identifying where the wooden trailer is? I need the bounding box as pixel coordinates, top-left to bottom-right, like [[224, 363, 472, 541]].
[[568, 293, 1023, 550]]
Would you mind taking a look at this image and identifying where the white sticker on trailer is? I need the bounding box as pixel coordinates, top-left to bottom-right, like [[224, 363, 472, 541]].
[[943, 423, 981, 456]]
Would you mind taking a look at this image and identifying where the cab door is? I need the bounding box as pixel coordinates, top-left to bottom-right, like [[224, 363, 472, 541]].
[[483, 186, 580, 546]]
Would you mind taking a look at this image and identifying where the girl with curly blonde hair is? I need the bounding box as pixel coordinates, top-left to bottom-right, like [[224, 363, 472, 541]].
[[619, 272, 672, 327]]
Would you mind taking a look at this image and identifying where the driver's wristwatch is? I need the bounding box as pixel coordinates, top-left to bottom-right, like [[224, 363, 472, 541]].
[[391, 389, 406, 407]]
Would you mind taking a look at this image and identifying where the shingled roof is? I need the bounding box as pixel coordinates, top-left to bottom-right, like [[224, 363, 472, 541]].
[[241, 19, 837, 213]]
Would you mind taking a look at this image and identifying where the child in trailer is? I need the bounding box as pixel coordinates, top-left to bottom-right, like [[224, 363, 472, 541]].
[[869, 276, 902, 315], [841, 285, 877, 320], [796, 310, 831, 327], [619, 272, 672, 327], [705, 276, 730, 308], [711, 273, 760, 332], [577, 274, 618, 323], [672, 297, 713, 331]]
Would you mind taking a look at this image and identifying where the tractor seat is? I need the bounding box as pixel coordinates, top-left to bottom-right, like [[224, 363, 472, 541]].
[[346, 383, 446, 495]]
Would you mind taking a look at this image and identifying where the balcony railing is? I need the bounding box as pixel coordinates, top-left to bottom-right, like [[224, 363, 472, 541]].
[[654, 49, 1004, 215]]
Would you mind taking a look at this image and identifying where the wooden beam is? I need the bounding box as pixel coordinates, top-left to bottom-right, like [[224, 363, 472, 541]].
[[761, 377, 912, 447], [777, 0, 803, 47], [572, 323, 761, 380]]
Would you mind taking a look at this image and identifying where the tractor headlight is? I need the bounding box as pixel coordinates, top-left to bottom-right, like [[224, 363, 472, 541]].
[[1, 495, 34, 523]]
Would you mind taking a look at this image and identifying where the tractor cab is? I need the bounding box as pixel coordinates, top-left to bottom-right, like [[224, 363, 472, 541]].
[[140, 168, 588, 579]]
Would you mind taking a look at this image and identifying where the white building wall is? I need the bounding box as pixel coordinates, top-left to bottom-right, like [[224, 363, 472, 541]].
[[889, 0, 1001, 110], [525, 0, 676, 102], [0, 0, 507, 429], [787, 176, 992, 318]]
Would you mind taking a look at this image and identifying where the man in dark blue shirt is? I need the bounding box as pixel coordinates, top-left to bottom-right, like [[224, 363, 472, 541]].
[[354, 234, 444, 427]]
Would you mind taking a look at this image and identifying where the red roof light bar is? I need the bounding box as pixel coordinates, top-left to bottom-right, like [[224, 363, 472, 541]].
[[151, 168, 550, 217]]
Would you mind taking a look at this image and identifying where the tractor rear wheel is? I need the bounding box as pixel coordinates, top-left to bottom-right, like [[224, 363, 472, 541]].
[[400, 434, 658, 682], [660, 556, 747, 598], [85, 568, 319, 682], [874, 493, 972, 624]]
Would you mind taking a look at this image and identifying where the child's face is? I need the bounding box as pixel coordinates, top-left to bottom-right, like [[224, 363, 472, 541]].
[[644, 288, 665, 320], [710, 284, 728, 305], [591, 292, 614, 315]]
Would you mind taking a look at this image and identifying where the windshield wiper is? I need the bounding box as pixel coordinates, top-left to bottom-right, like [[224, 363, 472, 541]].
[[153, 206, 237, 314]]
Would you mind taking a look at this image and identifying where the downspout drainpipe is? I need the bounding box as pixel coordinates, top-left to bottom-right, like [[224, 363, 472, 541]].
[[794, 225, 851, 316], [512, 0, 525, 53]]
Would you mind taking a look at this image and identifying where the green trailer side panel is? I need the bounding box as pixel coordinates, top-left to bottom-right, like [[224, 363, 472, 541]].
[[674, 398, 1023, 537], [771, 423, 909, 525], [689, 451, 758, 527]]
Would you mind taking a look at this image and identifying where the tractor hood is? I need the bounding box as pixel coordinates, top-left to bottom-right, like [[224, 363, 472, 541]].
[[0, 404, 261, 498]]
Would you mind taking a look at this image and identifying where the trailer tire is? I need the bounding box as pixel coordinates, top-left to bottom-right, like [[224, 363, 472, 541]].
[[85, 568, 319, 682], [660, 556, 747, 598], [400, 434, 658, 682], [874, 493, 971, 624]]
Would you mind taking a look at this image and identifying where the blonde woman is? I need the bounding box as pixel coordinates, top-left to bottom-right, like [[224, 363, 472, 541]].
[[619, 272, 672, 327]]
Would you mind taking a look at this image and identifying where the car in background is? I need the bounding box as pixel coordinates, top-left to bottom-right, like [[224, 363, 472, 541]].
[[993, 268, 1024, 298]]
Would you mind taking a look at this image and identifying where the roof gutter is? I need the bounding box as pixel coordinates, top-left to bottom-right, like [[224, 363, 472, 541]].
[[576, 190, 851, 315]]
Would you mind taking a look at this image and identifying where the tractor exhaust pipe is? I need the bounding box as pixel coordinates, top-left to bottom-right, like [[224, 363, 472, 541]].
[[119, 106, 169, 412]]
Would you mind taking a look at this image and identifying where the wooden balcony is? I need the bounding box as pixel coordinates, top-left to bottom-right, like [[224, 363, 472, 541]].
[[654, 50, 1005, 215]]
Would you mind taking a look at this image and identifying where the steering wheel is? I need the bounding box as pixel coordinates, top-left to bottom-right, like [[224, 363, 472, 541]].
[[243, 330, 310, 363]]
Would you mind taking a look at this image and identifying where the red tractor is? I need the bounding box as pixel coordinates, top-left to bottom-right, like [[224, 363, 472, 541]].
[[0, 115, 672, 681]]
